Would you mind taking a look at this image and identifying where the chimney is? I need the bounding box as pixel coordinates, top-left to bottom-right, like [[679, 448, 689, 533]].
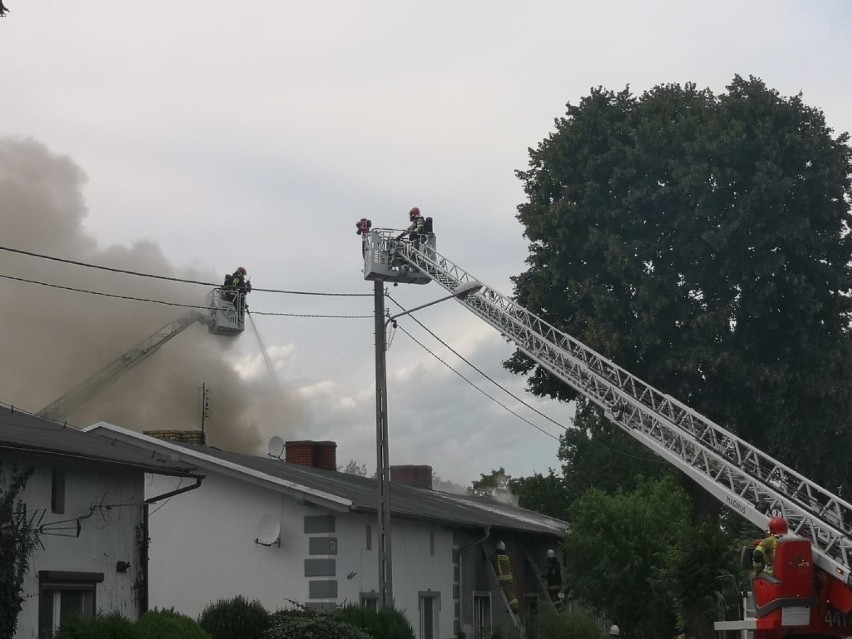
[[144, 429, 206, 445], [285, 440, 337, 471], [391, 465, 433, 489]]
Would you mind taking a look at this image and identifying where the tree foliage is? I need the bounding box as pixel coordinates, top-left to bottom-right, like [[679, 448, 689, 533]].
[[509, 75, 852, 491], [0, 462, 35, 639], [135, 608, 210, 639], [198, 595, 270, 639], [538, 608, 608, 639], [56, 613, 139, 639], [267, 608, 372, 639], [335, 603, 415, 639], [565, 475, 736, 639]]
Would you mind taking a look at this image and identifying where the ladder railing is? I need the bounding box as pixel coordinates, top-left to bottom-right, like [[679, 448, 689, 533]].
[[393, 238, 852, 584]]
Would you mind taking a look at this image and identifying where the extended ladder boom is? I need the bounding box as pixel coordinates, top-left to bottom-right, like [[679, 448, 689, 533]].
[[384, 231, 852, 584], [37, 311, 206, 421]]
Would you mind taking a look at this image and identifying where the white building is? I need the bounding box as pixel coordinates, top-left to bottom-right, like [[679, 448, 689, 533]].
[[87, 423, 567, 639], [0, 408, 198, 639]]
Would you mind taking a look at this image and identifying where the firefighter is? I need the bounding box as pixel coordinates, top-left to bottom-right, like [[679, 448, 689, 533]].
[[223, 266, 252, 317], [495, 541, 519, 612], [752, 516, 788, 577], [406, 207, 425, 237], [545, 548, 562, 607], [397, 207, 426, 246], [356, 218, 372, 256]]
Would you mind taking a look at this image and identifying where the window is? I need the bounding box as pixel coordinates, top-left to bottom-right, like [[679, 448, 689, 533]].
[[51, 471, 65, 514], [38, 572, 102, 639], [419, 592, 441, 639], [360, 592, 378, 610], [366, 524, 372, 550], [473, 593, 492, 639], [429, 531, 435, 556]]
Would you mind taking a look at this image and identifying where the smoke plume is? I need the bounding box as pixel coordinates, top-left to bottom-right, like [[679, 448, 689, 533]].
[[0, 136, 307, 452]]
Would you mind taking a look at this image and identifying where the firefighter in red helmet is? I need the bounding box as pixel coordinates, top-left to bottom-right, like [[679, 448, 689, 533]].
[[398, 206, 426, 246], [752, 516, 788, 577]]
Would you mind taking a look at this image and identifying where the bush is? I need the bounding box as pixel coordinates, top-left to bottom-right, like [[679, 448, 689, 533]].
[[267, 608, 372, 639], [135, 608, 209, 639], [336, 603, 415, 639], [56, 613, 138, 639], [538, 609, 608, 639], [198, 595, 270, 639]]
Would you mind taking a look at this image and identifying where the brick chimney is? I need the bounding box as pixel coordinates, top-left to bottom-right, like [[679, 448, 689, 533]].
[[391, 465, 433, 489], [144, 429, 206, 445], [285, 440, 337, 471]]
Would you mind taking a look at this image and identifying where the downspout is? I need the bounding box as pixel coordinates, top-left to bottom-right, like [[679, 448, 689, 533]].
[[459, 525, 491, 635], [139, 476, 204, 614]]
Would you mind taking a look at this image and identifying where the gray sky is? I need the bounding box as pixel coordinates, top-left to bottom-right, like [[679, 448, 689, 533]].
[[2, 1, 851, 486]]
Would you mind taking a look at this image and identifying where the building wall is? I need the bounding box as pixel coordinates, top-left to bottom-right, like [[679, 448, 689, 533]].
[[147, 470, 458, 639], [5, 452, 144, 639]]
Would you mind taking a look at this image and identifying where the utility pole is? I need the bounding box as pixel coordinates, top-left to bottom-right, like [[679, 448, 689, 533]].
[[374, 280, 393, 608]]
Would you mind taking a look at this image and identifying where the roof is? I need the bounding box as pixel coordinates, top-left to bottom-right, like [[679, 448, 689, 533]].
[[0, 408, 199, 477], [87, 422, 566, 537]]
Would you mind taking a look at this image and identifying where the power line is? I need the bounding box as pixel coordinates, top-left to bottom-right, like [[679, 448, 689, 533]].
[[0, 273, 371, 319], [388, 294, 567, 432], [391, 322, 561, 441], [0, 244, 370, 296], [388, 294, 567, 431], [387, 295, 668, 465]]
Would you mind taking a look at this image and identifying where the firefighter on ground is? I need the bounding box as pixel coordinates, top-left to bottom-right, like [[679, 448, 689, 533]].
[[752, 516, 788, 577], [495, 541, 519, 612], [224, 266, 252, 317], [545, 548, 562, 607]]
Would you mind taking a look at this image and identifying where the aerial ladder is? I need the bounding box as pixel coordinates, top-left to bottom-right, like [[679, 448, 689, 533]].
[[363, 226, 852, 639], [37, 286, 246, 421]]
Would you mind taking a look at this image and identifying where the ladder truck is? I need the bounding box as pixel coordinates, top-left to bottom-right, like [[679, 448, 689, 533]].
[[363, 225, 852, 639], [37, 286, 245, 421]]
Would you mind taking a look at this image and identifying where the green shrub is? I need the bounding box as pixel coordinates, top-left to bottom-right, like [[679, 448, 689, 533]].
[[336, 603, 415, 639], [267, 608, 372, 639], [55, 613, 138, 639], [538, 609, 607, 639], [198, 595, 270, 639], [135, 608, 209, 639]]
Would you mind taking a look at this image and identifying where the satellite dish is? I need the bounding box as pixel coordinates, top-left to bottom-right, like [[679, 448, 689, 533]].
[[267, 436, 285, 459], [255, 513, 281, 547]]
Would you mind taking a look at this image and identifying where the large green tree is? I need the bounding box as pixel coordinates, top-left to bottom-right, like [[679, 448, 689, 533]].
[[565, 475, 735, 639], [509, 76, 852, 492]]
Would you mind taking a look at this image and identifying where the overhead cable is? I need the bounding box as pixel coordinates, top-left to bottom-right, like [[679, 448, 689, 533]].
[[0, 273, 370, 319], [392, 322, 560, 441], [0, 244, 370, 296]]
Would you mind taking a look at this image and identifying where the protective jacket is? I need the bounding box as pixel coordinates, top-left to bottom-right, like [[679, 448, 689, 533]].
[[407, 215, 425, 238], [545, 556, 562, 590], [753, 534, 780, 576]]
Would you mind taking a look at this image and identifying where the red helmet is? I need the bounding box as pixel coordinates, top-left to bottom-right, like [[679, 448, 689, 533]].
[[768, 516, 788, 535], [236, 266, 247, 275], [409, 207, 421, 219]]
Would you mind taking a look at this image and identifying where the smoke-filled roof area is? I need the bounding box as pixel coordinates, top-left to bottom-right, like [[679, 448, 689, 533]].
[[0, 136, 308, 452]]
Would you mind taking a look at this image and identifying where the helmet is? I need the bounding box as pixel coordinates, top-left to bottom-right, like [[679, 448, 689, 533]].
[[236, 267, 247, 275], [409, 207, 421, 219], [609, 625, 620, 637], [546, 549, 555, 558], [496, 541, 506, 551], [768, 516, 788, 535]]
